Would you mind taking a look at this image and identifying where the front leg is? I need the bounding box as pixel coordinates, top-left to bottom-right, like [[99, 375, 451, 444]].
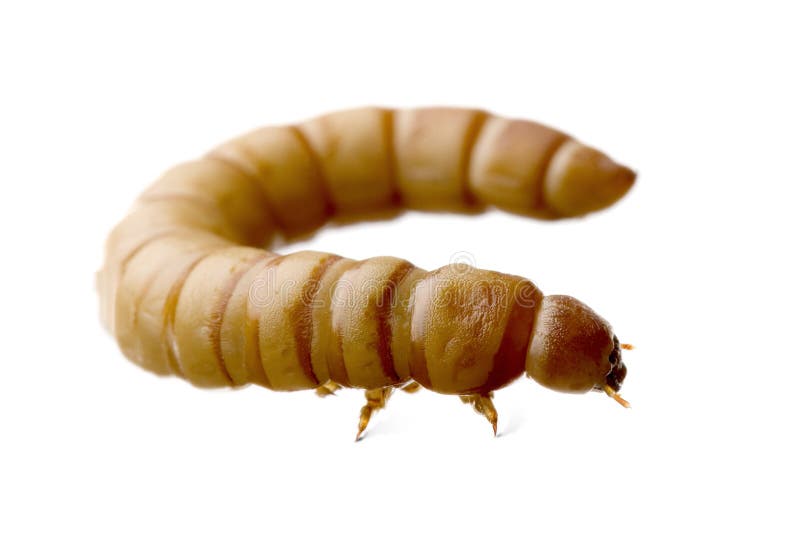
[[459, 393, 498, 436], [355, 387, 394, 441], [399, 380, 422, 393], [315, 380, 342, 398]]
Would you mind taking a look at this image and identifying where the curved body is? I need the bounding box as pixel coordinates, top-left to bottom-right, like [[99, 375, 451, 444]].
[[98, 106, 635, 411]]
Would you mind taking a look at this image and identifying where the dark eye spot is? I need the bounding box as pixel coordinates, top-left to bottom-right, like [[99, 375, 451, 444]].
[[606, 362, 627, 391]]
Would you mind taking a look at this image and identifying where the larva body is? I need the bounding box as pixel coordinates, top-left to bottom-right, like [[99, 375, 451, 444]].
[[99, 107, 635, 437]]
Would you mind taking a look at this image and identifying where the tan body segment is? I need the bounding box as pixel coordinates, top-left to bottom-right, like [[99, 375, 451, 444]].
[[99, 106, 636, 437]]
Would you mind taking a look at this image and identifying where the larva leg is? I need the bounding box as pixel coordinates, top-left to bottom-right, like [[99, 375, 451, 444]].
[[459, 393, 498, 436], [355, 387, 394, 441], [400, 381, 422, 394], [315, 380, 342, 398]]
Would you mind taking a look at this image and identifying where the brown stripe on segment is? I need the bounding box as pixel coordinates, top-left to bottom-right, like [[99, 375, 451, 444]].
[[246, 255, 286, 388], [162, 250, 220, 380], [382, 109, 402, 207], [203, 150, 281, 239], [326, 260, 364, 387], [327, 322, 350, 387], [290, 254, 342, 386], [327, 346, 347, 385], [532, 135, 570, 211], [208, 253, 272, 386], [118, 229, 186, 283], [125, 232, 227, 341], [375, 262, 415, 384], [129, 265, 160, 337], [409, 332, 432, 389], [136, 193, 244, 232], [459, 110, 489, 206], [135, 194, 249, 247], [408, 271, 433, 389], [119, 229, 185, 331], [204, 150, 263, 187], [481, 281, 542, 393], [135, 194, 249, 243], [290, 125, 336, 218]]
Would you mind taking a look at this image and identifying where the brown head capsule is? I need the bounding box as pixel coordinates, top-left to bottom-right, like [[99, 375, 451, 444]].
[[525, 295, 630, 406]]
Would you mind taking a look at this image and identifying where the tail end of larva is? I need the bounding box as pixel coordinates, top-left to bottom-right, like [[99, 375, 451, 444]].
[[543, 140, 637, 218]]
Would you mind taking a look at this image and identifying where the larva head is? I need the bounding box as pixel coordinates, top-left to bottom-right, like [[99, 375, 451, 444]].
[[543, 140, 636, 218], [526, 295, 628, 404]]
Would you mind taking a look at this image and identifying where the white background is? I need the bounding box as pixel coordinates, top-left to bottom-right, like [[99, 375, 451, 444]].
[[2, 1, 798, 557]]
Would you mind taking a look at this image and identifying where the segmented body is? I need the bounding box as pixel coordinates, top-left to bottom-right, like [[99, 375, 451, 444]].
[[98, 107, 635, 397]]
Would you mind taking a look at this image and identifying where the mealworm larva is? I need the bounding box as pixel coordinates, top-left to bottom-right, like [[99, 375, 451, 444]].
[[98, 106, 637, 440]]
